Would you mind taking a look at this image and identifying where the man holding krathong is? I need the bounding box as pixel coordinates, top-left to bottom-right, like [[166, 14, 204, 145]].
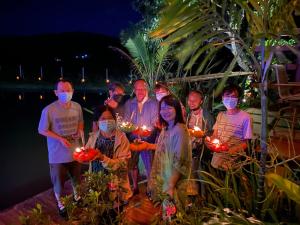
[[38, 79, 84, 218], [187, 90, 215, 192], [205, 84, 252, 171], [124, 79, 159, 195]]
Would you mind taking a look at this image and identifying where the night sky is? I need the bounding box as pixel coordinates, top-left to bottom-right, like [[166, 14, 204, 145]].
[[0, 0, 141, 37]]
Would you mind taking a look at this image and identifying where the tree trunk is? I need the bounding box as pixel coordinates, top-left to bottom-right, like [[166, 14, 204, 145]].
[[256, 38, 268, 218]]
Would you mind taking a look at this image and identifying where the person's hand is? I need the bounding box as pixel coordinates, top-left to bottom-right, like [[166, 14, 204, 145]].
[[94, 150, 104, 161], [130, 140, 148, 151], [59, 137, 72, 148], [204, 136, 215, 150]]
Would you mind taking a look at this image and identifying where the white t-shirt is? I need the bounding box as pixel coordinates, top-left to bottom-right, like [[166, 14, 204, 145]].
[[211, 110, 252, 170]]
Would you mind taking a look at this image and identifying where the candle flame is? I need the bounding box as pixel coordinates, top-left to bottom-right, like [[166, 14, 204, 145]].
[[193, 126, 201, 131], [212, 139, 220, 145], [75, 147, 81, 152]]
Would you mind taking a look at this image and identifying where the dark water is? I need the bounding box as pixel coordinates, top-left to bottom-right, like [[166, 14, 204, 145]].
[[0, 91, 106, 210]]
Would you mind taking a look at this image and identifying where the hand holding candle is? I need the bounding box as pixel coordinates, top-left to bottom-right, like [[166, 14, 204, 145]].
[[205, 137, 228, 152]]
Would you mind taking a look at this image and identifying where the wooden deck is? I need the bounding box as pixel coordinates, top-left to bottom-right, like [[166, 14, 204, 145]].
[[0, 181, 160, 225]]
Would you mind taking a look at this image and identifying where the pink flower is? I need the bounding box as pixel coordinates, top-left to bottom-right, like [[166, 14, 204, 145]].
[[107, 182, 117, 191]]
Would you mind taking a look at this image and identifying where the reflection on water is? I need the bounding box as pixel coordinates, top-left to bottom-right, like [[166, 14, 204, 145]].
[[0, 91, 106, 210]]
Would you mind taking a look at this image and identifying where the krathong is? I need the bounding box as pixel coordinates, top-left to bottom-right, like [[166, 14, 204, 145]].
[[118, 121, 136, 133], [73, 147, 98, 163], [206, 137, 228, 152], [189, 125, 204, 138]]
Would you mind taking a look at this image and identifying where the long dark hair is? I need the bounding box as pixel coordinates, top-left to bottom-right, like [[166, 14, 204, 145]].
[[159, 95, 184, 129]]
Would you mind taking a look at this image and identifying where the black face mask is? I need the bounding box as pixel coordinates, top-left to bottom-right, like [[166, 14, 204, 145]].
[[112, 94, 124, 103]]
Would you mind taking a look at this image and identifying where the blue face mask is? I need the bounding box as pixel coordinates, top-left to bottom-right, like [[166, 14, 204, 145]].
[[98, 120, 116, 133], [223, 97, 238, 110], [57, 92, 73, 103]]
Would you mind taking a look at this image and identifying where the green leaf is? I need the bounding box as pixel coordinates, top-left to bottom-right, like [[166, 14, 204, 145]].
[[266, 173, 300, 204]]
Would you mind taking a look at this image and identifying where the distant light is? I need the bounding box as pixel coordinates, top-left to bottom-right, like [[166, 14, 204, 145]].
[[129, 80, 132, 84], [83, 95, 86, 101], [75, 56, 79, 59], [38, 77, 42, 81], [59, 76, 63, 80], [18, 94, 22, 100], [242, 98, 247, 103], [16, 75, 20, 80], [81, 78, 85, 83], [106, 79, 110, 83], [40, 95, 43, 100]]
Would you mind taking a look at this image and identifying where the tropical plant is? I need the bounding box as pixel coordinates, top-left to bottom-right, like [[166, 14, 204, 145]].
[[266, 173, 300, 204], [20, 171, 124, 225], [150, 0, 299, 218], [112, 33, 171, 89]]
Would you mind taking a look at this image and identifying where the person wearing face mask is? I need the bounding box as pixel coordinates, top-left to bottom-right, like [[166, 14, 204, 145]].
[[86, 106, 132, 203], [92, 82, 130, 132], [154, 82, 186, 122], [38, 79, 84, 219], [205, 84, 253, 171]]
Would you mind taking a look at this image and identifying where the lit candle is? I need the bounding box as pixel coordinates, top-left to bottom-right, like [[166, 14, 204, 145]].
[[75, 147, 82, 152], [141, 125, 147, 130], [193, 126, 201, 131], [212, 138, 220, 147], [139, 125, 151, 137]]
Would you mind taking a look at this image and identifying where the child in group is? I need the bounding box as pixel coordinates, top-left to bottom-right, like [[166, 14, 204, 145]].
[[205, 84, 253, 171]]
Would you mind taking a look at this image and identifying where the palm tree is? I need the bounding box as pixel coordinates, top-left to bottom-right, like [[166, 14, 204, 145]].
[[112, 32, 171, 89]]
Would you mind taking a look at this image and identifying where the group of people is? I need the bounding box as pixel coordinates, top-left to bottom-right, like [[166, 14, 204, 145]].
[[38, 78, 252, 218]]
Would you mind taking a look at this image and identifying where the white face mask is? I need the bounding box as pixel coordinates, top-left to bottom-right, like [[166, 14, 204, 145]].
[[98, 120, 116, 133], [57, 92, 73, 103], [156, 93, 168, 101], [223, 97, 238, 110]]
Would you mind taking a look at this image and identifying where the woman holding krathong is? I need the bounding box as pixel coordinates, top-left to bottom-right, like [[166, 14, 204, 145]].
[[85, 106, 132, 203]]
